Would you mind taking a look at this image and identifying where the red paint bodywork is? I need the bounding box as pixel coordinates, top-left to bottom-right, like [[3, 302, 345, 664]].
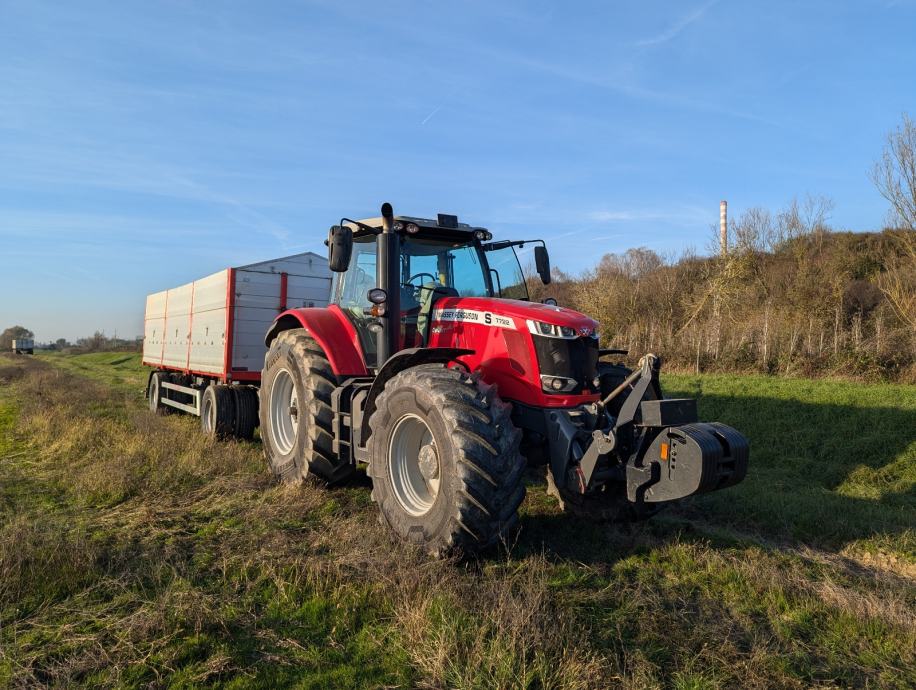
[[426, 297, 601, 408], [273, 304, 370, 377], [276, 297, 602, 408]]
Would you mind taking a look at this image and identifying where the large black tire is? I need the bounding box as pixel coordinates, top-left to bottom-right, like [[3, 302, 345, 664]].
[[546, 470, 636, 522], [547, 360, 637, 522], [596, 361, 633, 417], [259, 329, 353, 484], [232, 385, 259, 440], [147, 372, 173, 416], [201, 384, 236, 439], [367, 365, 525, 557]]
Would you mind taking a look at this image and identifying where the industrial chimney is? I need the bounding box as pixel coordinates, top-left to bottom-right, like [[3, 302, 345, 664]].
[[719, 200, 728, 257]]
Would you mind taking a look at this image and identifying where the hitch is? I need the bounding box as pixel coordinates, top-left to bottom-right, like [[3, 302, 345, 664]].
[[552, 353, 749, 507]]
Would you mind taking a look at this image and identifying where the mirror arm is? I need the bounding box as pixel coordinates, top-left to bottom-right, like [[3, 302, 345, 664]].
[[340, 217, 382, 235], [482, 238, 545, 252]]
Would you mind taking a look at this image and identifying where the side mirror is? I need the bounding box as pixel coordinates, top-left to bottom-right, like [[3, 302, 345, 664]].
[[328, 225, 353, 272], [534, 245, 551, 285]]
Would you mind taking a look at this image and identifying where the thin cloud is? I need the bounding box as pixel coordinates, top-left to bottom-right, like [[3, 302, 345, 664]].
[[636, 0, 719, 47], [421, 105, 442, 125], [587, 207, 709, 224]]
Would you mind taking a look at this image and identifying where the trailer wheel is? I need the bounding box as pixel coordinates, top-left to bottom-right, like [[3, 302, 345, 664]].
[[260, 329, 353, 484], [367, 366, 525, 558], [232, 385, 259, 440], [201, 384, 236, 439], [148, 372, 173, 416]]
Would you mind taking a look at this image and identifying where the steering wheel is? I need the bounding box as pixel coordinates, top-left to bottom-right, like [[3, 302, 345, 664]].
[[402, 273, 441, 299], [406, 272, 438, 287]]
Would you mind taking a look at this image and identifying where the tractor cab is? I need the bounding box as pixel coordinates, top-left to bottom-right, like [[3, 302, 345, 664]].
[[329, 213, 544, 368]]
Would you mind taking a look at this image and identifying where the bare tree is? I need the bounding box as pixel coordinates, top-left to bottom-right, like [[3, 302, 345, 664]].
[[872, 114, 916, 333], [872, 113, 916, 231]]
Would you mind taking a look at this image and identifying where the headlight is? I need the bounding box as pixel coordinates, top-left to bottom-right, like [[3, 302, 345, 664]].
[[540, 375, 577, 393], [526, 319, 580, 339]]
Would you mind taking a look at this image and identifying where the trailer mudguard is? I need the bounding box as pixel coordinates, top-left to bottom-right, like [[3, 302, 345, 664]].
[[265, 305, 369, 377]]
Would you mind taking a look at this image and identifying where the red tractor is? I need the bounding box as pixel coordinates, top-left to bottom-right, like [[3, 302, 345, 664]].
[[260, 203, 748, 556]]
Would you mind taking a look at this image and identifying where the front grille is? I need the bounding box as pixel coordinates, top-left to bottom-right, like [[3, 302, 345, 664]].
[[531, 335, 598, 394]]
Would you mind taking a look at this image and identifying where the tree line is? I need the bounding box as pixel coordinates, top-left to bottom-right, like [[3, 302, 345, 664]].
[[529, 115, 916, 382], [0, 327, 141, 353]]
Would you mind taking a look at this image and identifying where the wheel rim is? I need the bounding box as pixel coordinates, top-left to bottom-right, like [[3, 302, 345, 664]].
[[201, 391, 213, 433], [269, 369, 298, 455], [149, 378, 158, 411], [388, 413, 440, 516]]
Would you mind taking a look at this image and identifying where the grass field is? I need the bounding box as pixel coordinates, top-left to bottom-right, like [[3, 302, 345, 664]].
[[0, 351, 913, 689]]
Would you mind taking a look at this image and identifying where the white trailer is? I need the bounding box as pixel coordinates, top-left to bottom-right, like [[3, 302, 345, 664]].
[[12, 338, 34, 354], [142, 252, 331, 439]]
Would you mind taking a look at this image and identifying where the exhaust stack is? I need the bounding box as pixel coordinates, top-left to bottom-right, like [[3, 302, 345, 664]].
[[377, 202, 400, 366]]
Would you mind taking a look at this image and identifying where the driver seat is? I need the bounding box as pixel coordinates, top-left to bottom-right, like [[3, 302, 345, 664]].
[[416, 282, 458, 344]]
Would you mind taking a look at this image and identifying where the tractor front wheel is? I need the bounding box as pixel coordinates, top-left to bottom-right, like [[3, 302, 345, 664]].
[[367, 365, 525, 557], [546, 471, 635, 522]]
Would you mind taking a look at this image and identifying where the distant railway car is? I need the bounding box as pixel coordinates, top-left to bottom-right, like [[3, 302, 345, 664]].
[[12, 338, 34, 355]]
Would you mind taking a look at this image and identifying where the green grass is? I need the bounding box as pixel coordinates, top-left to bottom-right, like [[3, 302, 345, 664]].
[[0, 352, 913, 688], [35, 350, 147, 391], [663, 372, 915, 564]]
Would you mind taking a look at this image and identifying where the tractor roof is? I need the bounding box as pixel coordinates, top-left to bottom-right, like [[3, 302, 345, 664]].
[[344, 214, 492, 243]]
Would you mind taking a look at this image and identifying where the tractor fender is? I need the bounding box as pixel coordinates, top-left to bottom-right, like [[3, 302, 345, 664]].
[[359, 347, 474, 443], [265, 306, 369, 377]]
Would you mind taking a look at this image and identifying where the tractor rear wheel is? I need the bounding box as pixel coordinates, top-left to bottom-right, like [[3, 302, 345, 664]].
[[367, 365, 525, 557], [259, 329, 353, 484]]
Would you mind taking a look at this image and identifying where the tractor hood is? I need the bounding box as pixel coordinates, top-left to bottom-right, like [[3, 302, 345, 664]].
[[432, 296, 599, 336]]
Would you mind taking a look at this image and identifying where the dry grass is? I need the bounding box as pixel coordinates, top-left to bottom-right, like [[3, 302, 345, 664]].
[[0, 352, 914, 689]]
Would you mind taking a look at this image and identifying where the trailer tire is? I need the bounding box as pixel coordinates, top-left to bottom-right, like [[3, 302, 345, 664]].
[[367, 365, 525, 558], [260, 329, 353, 484], [148, 372, 173, 416], [232, 385, 259, 440], [201, 384, 237, 439]]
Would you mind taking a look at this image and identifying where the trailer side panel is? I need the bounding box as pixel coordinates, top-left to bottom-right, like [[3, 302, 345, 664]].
[[142, 252, 330, 382]]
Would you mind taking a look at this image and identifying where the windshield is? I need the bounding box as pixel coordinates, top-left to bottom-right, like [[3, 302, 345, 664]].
[[332, 235, 491, 311], [331, 234, 498, 366]]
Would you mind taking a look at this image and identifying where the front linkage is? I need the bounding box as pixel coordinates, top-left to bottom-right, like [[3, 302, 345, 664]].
[[548, 354, 749, 513]]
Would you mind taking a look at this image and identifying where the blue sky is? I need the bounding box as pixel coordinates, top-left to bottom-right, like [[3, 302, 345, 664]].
[[1, 0, 914, 341]]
